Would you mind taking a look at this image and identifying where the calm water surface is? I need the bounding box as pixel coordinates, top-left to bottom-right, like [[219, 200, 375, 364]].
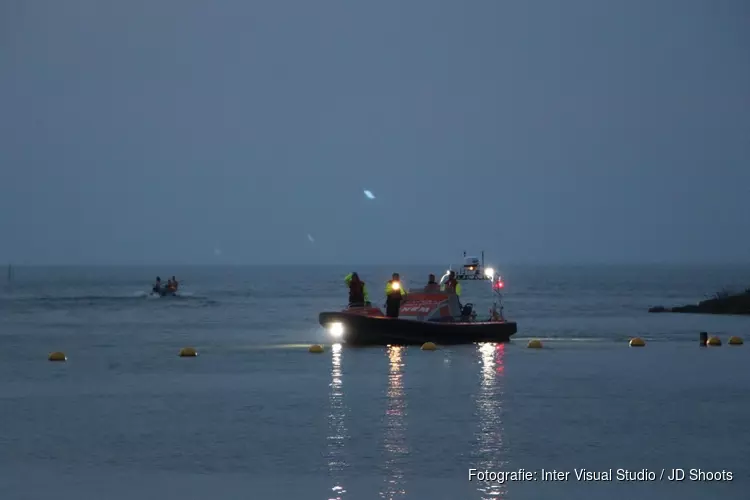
[[0, 265, 748, 499]]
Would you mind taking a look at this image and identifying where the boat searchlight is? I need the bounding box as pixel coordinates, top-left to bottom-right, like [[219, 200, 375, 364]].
[[484, 267, 495, 279], [392, 282, 400, 290], [328, 321, 344, 338]]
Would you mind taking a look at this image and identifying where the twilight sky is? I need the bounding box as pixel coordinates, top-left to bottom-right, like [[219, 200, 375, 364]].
[[1, 0, 748, 265]]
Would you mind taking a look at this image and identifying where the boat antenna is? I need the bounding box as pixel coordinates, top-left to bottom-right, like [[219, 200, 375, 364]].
[[481, 251, 484, 268]]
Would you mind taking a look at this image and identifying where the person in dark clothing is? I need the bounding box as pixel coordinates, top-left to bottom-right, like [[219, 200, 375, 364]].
[[424, 274, 440, 292], [152, 277, 162, 294], [385, 273, 407, 318], [344, 272, 369, 306]]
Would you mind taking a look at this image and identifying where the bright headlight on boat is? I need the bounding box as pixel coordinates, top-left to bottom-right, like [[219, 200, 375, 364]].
[[484, 267, 495, 278], [329, 322, 344, 338], [392, 282, 400, 290]]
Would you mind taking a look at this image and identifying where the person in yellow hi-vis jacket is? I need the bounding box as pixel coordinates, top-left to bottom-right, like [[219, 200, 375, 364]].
[[384, 272, 407, 318], [344, 272, 369, 307]]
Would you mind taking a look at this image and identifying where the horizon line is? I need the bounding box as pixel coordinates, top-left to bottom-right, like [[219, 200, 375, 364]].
[[5, 261, 750, 268]]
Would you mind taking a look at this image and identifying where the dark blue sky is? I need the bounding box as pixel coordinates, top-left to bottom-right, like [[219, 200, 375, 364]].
[[1, 0, 748, 265]]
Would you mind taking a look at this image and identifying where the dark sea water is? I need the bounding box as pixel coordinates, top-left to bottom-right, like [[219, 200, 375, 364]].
[[1, 264, 748, 499]]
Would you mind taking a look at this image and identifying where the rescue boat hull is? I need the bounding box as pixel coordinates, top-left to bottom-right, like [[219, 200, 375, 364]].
[[319, 311, 517, 346]]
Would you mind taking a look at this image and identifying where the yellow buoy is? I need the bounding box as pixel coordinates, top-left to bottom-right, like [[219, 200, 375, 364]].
[[421, 342, 437, 351], [707, 336, 721, 346], [629, 337, 646, 347], [48, 351, 67, 362], [527, 339, 543, 349], [728, 336, 743, 345], [309, 344, 324, 353], [179, 347, 198, 357]]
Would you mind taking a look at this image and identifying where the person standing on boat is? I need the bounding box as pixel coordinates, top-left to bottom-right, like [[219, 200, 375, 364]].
[[385, 273, 407, 318], [442, 271, 464, 313], [344, 272, 369, 306], [170, 276, 179, 291], [441, 271, 462, 296], [424, 274, 440, 292], [152, 277, 162, 294]]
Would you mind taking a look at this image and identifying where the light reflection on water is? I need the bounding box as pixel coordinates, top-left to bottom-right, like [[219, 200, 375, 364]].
[[327, 343, 347, 500], [380, 345, 407, 499], [475, 343, 508, 499]]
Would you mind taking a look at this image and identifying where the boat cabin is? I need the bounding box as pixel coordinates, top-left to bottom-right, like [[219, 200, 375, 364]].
[[451, 251, 495, 280], [461, 256, 483, 277]]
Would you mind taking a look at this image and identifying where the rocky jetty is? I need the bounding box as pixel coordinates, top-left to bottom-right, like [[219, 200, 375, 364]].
[[649, 289, 750, 316]]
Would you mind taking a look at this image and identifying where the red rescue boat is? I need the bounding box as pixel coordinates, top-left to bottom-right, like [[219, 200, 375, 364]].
[[320, 251, 517, 346], [319, 290, 517, 346]]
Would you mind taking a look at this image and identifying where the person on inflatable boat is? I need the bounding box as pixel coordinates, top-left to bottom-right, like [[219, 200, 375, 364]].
[[442, 270, 464, 312], [441, 271, 462, 296], [424, 274, 441, 292], [385, 273, 407, 318], [344, 272, 370, 306]]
